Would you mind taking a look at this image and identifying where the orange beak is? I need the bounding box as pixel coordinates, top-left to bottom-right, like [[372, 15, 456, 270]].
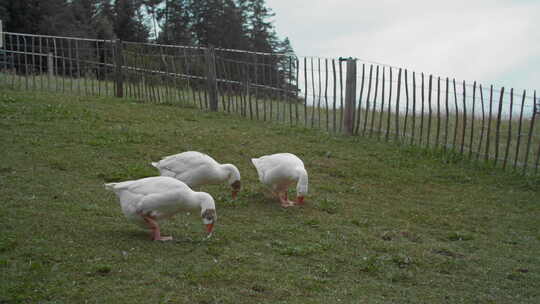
[[296, 196, 305, 205], [206, 223, 214, 233]]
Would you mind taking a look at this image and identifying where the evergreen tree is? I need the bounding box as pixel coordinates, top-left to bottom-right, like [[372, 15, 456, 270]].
[[155, 0, 192, 45], [220, 0, 248, 50], [69, 0, 97, 37], [189, 0, 222, 46], [0, 0, 70, 35], [240, 0, 276, 53], [112, 0, 149, 42]]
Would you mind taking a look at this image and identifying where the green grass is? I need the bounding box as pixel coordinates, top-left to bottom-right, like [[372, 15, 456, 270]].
[[1, 89, 539, 303]]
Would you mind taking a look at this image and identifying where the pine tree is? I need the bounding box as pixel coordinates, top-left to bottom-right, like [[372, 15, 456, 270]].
[[240, 0, 276, 53], [220, 0, 249, 50], [189, 0, 222, 46], [0, 0, 70, 35], [156, 0, 192, 44], [112, 0, 149, 42]]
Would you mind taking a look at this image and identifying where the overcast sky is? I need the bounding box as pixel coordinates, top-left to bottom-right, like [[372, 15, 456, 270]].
[[267, 0, 540, 92]]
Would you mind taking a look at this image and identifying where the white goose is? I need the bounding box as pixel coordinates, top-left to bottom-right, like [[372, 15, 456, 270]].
[[251, 153, 308, 207], [151, 151, 241, 199], [104, 176, 217, 241]]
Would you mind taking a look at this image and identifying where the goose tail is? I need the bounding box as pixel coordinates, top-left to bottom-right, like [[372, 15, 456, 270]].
[[104, 182, 117, 191]]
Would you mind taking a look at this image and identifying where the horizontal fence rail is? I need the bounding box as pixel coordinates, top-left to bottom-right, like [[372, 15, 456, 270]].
[[1, 32, 539, 174]]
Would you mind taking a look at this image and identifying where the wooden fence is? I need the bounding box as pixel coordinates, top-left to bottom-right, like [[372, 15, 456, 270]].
[[1, 32, 539, 174]]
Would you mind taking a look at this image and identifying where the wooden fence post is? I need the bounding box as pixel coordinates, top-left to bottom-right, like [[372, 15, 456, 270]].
[[205, 46, 218, 111], [0, 20, 3, 48], [343, 57, 357, 135], [114, 39, 124, 98], [47, 52, 54, 77]]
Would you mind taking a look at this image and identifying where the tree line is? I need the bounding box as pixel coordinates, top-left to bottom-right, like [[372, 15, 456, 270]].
[[0, 0, 294, 55]]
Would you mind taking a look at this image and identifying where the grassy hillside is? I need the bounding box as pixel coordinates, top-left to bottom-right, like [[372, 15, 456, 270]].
[[0, 89, 539, 303]]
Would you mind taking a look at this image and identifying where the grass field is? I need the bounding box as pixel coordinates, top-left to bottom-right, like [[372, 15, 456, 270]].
[[1, 89, 539, 303]]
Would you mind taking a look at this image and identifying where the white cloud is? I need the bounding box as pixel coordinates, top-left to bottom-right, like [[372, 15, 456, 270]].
[[267, 0, 540, 90]]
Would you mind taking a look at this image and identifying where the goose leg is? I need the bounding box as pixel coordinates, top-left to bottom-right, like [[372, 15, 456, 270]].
[[140, 213, 173, 241], [279, 192, 294, 208]]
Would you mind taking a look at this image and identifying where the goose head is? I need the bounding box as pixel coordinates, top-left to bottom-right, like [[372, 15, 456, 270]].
[[201, 208, 217, 234], [230, 180, 241, 200], [197, 192, 217, 235], [223, 164, 241, 199]]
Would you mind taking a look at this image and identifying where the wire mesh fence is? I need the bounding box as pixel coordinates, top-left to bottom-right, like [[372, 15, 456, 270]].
[[1, 31, 539, 174]]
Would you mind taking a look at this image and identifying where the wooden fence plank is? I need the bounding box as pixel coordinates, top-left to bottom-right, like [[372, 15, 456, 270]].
[[247, 60, 253, 119], [134, 44, 141, 100], [369, 65, 380, 137], [427, 75, 433, 147], [252, 54, 259, 119], [66, 38, 73, 93], [114, 39, 124, 98], [494, 87, 505, 166], [343, 58, 357, 135], [444, 78, 450, 150], [324, 58, 330, 131], [159, 47, 167, 102], [256, 59, 268, 121], [27, 36, 33, 90], [74, 39, 81, 95], [304, 57, 308, 126], [19, 36, 26, 89], [419, 73, 425, 146], [394, 68, 402, 142], [267, 57, 273, 120], [45, 37, 51, 90], [310, 57, 316, 127], [452, 79, 459, 149], [339, 59, 344, 133], [288, 57, 294, 125], [514, 90, 527, 170], [403, 70, 409, 139], [385, 67, 393, 141], [205, 46, 218, 111], [363, 65, 373, 136], [485, 86, 494, 162], [460, 81, 467, 155], [278, 57, 285, 122], [38, 36, 44, 90], [469, 81, 477, 158], [169, 52, 181, 105], [144, 47, 153, 102], [295, 58, 300, 125], [317, 58, 323, 128], [435, 76, 441, 147], [15, 35, 21, 88], [332, 59, 337, 132], [411, 72, 417, 145], [379, 66, 386, 138], [355, 63, 365, 135], [476, 84, 486, 159], [503, 88, 514, 169], [60, 38, 66, 92]]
